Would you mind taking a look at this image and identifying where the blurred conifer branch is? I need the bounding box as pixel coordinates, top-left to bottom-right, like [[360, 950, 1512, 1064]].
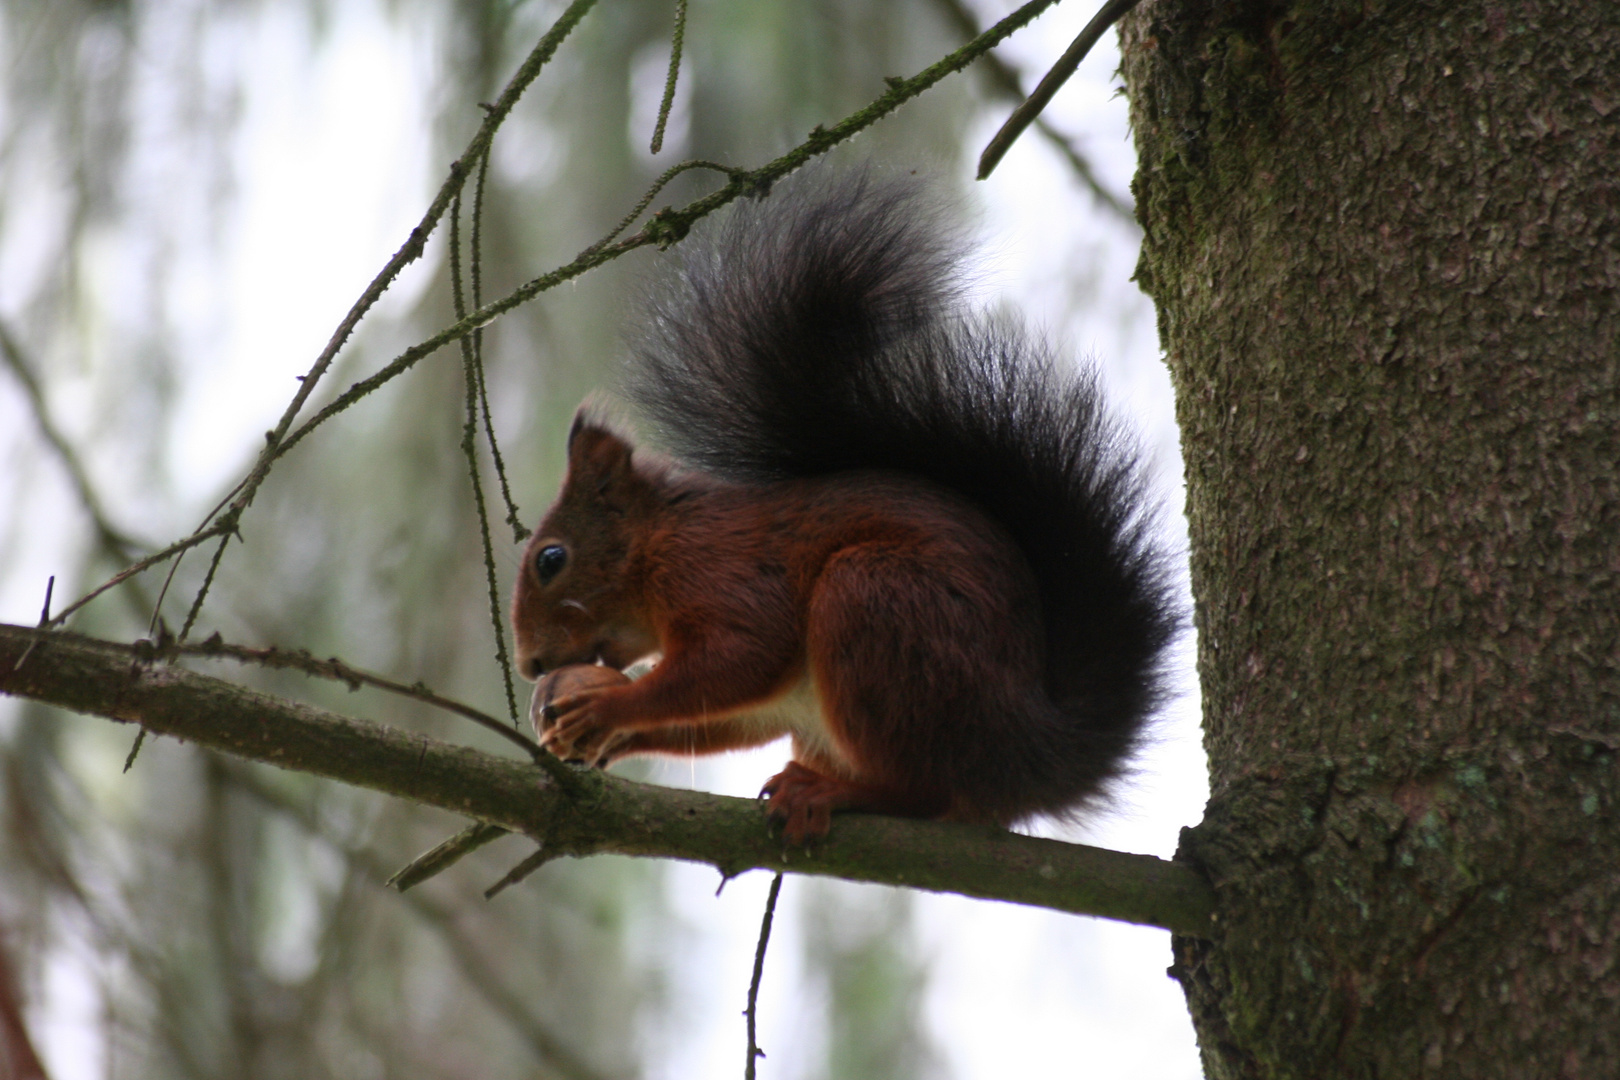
[[0, 317, 151, 618], [0, 924, 50, 1080], [225, 765, 611, 1080], [41, 0, 600, 635]]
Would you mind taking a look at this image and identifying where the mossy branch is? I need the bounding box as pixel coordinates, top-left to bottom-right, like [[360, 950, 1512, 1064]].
[[0, 623, 1216, 935]]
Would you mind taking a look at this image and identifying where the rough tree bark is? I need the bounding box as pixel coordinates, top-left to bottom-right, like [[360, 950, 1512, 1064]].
[[1120, 0, 1619, 1076]]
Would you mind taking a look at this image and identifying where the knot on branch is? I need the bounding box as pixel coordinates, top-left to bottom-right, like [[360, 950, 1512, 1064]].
[[646, 207, 693, 249]]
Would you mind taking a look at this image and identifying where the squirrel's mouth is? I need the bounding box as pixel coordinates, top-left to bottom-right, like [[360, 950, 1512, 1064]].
[[594, 640, 651, 673]]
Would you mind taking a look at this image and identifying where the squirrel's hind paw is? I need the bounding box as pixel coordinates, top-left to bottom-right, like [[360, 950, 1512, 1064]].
[[761, 761, 841, 845]]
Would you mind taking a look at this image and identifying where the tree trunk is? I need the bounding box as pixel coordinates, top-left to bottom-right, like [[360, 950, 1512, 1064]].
[[1119, 1, 1620, 1075]]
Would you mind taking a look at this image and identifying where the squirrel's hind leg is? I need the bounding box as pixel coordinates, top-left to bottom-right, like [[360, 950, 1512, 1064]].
[[770, 540, 1042, 841]]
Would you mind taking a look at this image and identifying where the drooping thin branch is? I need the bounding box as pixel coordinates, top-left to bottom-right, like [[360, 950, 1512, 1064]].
[[977, 0, 1144, 180], [744, 873, 783, 1080], [0, 318, 145, 565], [0, 623, 1218, 935], [224, 766, 611, 1080], [649, 0, 689, 155], [467, 148, 528, 544], [451, 187, 523, 728]]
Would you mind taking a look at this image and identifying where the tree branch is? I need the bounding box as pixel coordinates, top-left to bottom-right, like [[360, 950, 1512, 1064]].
[[929, 0, 1133, 220], [0, 624, 1216, 935]]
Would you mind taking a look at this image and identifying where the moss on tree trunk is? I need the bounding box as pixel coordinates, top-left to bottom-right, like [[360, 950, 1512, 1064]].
[[1120, 0, 1620, 1075]]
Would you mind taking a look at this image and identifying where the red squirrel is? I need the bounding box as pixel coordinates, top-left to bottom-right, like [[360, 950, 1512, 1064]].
[[511, 170, 1178, 844]]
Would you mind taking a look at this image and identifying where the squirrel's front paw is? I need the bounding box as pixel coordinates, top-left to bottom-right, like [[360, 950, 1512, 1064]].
[[531, 665, 632, 767]]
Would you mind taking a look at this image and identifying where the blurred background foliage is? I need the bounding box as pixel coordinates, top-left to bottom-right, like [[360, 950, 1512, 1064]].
[[0, 1, 1199, 1077]]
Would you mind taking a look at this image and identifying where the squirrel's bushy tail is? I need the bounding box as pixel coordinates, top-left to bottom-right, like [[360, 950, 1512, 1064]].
[[629, 168, 1179, 809]]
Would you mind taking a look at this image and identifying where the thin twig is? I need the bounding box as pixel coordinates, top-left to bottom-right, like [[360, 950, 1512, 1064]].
[[649, 0, 689, 155], [977, 0, 1144, 180], [931, 0, 1132, 219], [173, 633, 543, 759], [475, 355, 526, 542], [8, 577, 53, 672], [47, 518, 236, 629], [387, 821, 510, 891], [484, 845, 552, 899], [178, 632, 589, 795], [451, 189, 523, 729], [467, 148, 528, 543], [578, 160, 744, 261], [177, 527, 232, 642], [122, 730, 147, 773], [744, 872, 784, 1080]]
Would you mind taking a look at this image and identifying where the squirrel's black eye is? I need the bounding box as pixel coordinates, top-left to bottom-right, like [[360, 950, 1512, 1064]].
[[534, 544, 568, 584]]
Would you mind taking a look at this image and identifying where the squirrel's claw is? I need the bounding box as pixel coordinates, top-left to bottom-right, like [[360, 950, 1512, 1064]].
[[539, 688, 622, 766], [761, 761, 839, 845]]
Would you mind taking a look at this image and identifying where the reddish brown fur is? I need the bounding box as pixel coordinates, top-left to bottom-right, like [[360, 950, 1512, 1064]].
[[513, 418, 1049, 844]]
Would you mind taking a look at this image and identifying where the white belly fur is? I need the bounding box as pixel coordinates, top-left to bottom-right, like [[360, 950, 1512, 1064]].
[[725, 668, 842, 767]]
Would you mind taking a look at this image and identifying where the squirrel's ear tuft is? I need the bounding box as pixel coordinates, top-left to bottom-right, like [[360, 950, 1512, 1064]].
[[567, 417, 635, 488], [567, 400, 626, 452]]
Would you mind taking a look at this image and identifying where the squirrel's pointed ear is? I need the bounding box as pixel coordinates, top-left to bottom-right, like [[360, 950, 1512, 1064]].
[[567, 412, 635, 488]]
